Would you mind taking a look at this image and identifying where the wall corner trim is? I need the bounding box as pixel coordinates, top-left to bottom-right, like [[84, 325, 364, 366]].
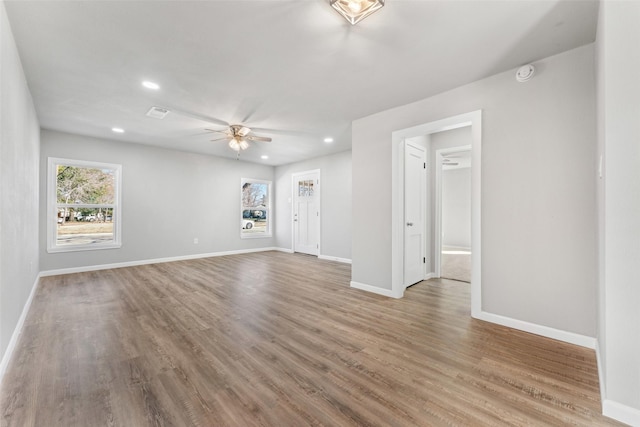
[[0, 274, 41, 386], [475, 311, 597, 349], [595, 341, 606, 411], [350, 281, 403, 298], [318, 255, 352, 264], [603, 399, 640, 426]]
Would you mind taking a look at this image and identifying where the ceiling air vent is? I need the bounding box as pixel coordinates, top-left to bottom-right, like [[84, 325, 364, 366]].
[[146, 106, 169, 119]]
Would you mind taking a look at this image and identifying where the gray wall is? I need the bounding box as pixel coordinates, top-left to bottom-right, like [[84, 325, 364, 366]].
[[40, 130, 274, 272], [596, 0, 640, 419], [442, 167, 471, 249], [0, 2, 40, 368], [352, 44, 597, 337], [274, 150, 352, 261]]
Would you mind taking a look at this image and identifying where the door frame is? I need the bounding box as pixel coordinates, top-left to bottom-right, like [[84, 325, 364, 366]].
[[391, 110, 482, 318], [434, 145, 471, 278], [291, 169, 321, 256]]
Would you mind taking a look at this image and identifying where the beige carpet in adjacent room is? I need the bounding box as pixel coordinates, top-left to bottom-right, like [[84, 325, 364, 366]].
[[441, 248, 471, 283]]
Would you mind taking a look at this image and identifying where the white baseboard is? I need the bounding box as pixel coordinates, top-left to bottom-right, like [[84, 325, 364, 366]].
[[274, 247, 294, 254], [40, 247, 286, 277], [0, 273, 40, 385], [596, 341, 640, 426], [603, 399, 640, 426], [318, 255, 352, 264], [475, 311, 597, 349], [424, 272, 436, 280], [350, 281, 403, 299]]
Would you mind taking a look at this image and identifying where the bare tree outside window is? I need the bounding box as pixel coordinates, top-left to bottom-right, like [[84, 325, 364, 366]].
[[48, 158, 122, 252], [241, 179, 271, 237]]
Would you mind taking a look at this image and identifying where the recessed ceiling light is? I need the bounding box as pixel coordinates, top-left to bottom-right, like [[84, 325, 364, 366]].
[[261, 155, 269, 160], [324, 137, 334, 143], [111, 127, 124, 133], [142, 80, 160, 90]]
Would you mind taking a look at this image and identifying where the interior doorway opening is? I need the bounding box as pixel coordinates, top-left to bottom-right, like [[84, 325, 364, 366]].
[[436, 145, 472, 283], [391, 110, 482, 318]]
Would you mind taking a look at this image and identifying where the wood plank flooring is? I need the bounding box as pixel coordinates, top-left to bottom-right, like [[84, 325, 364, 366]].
[[0, 251, 624, 426]]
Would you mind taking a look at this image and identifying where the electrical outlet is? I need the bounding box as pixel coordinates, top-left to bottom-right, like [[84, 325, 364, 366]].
[[193, 238, 199, 244]]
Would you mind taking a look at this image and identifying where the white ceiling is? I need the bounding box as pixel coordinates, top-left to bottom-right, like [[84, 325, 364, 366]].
[[5, 0, 598, 166]]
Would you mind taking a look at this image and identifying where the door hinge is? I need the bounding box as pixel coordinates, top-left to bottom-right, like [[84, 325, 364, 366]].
[[423, 257, 426, 264], [424, 162, 426, 169]]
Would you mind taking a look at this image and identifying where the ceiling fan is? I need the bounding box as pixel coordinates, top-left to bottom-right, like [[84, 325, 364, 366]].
[[205, 124, 272, 152]]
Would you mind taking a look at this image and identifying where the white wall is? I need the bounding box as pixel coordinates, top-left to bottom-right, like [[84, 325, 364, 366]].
[[596, 1, 640, 423], [353, 44, 597, 337], [274, 150, 352, 261], [442, 167, 471, 249], [0, 2, 40, 374], [40, 130, 275, 272]]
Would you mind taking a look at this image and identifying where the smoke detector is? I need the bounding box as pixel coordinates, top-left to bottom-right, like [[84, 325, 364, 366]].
[[516, 64, 535, 83], [146, 106, 169, 119]]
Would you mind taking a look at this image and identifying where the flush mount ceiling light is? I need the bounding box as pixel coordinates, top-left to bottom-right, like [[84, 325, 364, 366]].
[[111, 127, 124, 133], [323, 137, 334, 143], [330, 0, 384, 25]]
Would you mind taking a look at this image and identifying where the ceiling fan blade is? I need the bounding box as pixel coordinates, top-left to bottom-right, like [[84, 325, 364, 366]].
[[235, 98, 264, 124], [205, 128, 231, 135], [250, 126, 316, 137], [209, 137, 230, 143], [164, 106, 229, 127], [246, 135, 272, 142]]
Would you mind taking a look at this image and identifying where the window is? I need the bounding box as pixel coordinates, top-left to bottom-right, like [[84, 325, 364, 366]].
[[241, 178, 271, 238], [48, 158, 122, 252]]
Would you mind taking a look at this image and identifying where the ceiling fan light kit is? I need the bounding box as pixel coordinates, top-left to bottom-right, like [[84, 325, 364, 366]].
[[330, 0, 384, 25], [206, 124, 272, 154], [228, 137, 249, 152]]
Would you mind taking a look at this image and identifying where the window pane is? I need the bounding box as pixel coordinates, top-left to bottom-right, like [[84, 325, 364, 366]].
[[241, 209, 268, 234], [56, 207, 114, 246], [242, 182, 268, 209], [241, 180, 270, 237], [57, 165, 115, 204]]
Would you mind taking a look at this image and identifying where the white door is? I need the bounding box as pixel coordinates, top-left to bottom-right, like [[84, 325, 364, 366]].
[[293, 170, 319, 255], [404, 142, 426, 287]]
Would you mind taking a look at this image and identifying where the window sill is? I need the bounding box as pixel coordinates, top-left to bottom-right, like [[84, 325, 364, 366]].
[[47, 242, 122, 254], [241, 234, 272, 239]]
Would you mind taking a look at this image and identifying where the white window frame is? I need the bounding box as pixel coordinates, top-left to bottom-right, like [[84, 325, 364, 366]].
[[241, 178, 272, 239], [47, 157, 122, 253]]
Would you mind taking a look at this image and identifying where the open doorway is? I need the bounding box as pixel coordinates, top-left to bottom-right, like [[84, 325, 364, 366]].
[[391, 110, 481, 317], [436, 146, 471, 283]]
